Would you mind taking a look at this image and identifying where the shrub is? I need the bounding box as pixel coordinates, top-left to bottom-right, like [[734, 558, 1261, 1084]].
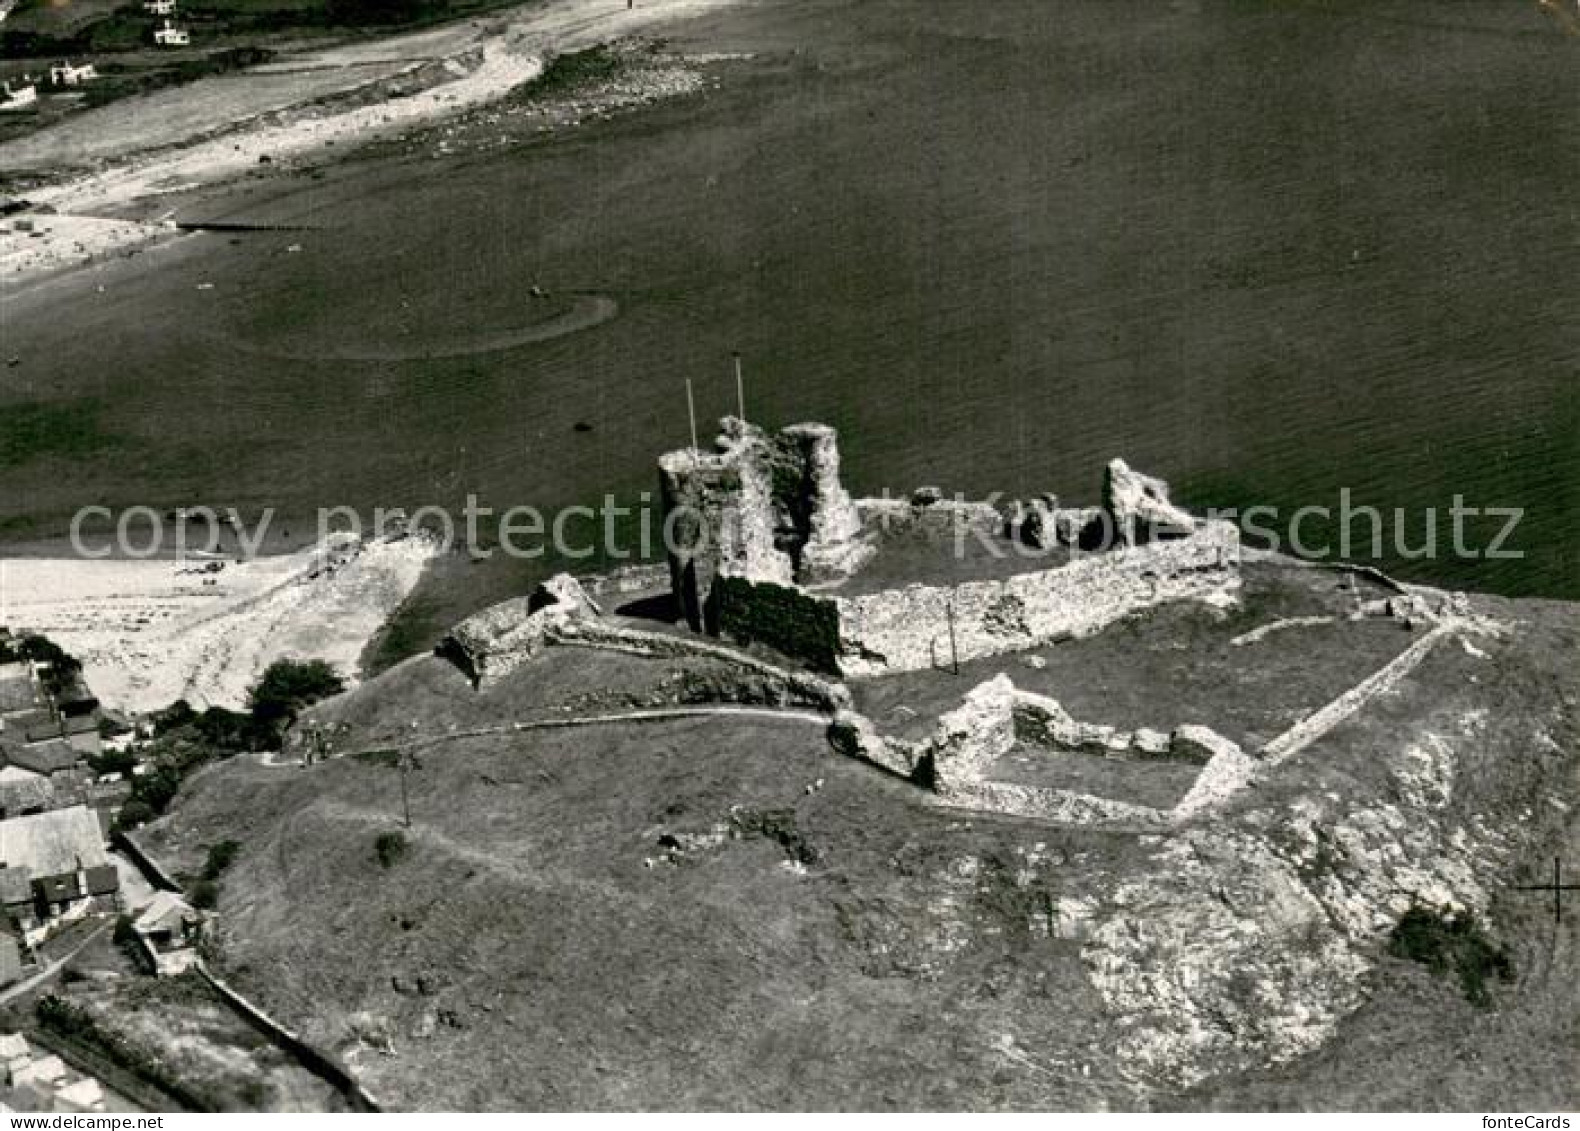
[[201, 839, 241, 881], [188, 880, 218, 910], [1387, 905, 1514, 1007], [375, 830, 409, 869], [114, 798, 156, 831]]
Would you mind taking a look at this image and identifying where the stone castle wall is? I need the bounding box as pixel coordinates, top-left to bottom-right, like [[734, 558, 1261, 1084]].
[[832, 519, 1241, 676], [711, 519, 1241, 677], [830, 671, 1250, 830]]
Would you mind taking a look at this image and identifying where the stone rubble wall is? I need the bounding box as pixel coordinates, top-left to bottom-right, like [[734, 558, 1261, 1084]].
[[826, 709, 926, 781], [708, 574, 844, 674], [438, 572, 850, 712], [834, 520, 1241, 677], [829, 671, 1246, 828], [440, 594, 553, 688], [547, 618, 850, 713], [1259, 623, 1452, 766], [941, 779, 1171, 830]]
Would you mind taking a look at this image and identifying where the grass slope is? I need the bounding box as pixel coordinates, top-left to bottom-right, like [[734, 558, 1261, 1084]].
[[141, 573, 1580, 1109]]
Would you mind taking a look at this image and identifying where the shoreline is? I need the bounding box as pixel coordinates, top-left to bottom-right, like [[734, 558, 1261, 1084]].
[[0, 0, 744, 295]]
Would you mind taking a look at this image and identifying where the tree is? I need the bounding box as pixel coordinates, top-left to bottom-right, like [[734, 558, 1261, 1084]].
[[247, 658, 345, 728]]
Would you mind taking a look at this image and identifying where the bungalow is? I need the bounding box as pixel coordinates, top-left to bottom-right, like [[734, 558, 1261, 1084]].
[[47, 61, 96, 87]]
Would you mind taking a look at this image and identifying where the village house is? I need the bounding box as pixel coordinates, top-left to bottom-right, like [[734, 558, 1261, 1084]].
[[0, 777, 54, 821], [152, 20, 190, 46], [0, 1031, 107, 1112], [0, 806, 118, 937], [5, 738, 78, 779], [47, 62, 96, 87], [143, 0, 175, 14]]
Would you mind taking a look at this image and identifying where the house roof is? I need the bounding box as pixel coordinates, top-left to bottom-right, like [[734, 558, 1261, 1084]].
[[0, 867, 31, 905], [135, 891, 194, 934], [0, 805, 108, 877], [0, 666, 34, 714], [62, 714, 98, 736], [0, 776, 55, 817], [7, 740, 78, 776], [0, 1032, 29, 1061], [21, 719, 63, 746]]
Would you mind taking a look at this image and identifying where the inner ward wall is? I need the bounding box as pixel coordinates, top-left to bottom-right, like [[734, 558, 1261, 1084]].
[[713, 521, 1241, 676]]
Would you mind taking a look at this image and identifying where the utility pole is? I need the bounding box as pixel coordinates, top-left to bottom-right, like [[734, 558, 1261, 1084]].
[[733, 352, 745, 421], [685, 378, 699, 453], [946, 598, 960, 675], [399, 754, 415, 828]]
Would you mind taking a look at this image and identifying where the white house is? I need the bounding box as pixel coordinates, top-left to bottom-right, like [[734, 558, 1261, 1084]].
[[0, 80, 36, 112], [48, 61, 97, 87], [143, 0, 175, 14], [152, 20, 189, 46]]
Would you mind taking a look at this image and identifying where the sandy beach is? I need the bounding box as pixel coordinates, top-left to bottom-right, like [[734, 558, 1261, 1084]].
[[0, 534, 441, 712]]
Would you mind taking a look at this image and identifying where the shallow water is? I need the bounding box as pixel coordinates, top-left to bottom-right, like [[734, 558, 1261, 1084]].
[[2, 0, 1576, 603]]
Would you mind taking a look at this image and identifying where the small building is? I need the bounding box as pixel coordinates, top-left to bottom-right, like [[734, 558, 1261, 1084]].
[[47, 62, 96, 87], [132, 891, 201, 975], [152, 20, 189, 46], [54, 675, 98, 720], [143, 0, 175, 13], [0, 867, 32, 915], [0, 81, 36, 112], [9, 1053, 65, 1090]]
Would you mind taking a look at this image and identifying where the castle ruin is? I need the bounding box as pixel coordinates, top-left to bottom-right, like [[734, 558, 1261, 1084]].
[[658, 418, 1242, 676]]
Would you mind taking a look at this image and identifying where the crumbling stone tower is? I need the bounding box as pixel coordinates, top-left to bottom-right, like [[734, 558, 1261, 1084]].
[[658, 417, 867, 631]]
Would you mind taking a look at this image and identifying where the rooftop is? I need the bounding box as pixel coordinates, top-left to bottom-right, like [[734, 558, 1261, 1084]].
[[0, 805, 108, 878]]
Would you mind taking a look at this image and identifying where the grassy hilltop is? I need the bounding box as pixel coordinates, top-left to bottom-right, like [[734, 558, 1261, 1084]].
[[131, 563, 1579, 1110]]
